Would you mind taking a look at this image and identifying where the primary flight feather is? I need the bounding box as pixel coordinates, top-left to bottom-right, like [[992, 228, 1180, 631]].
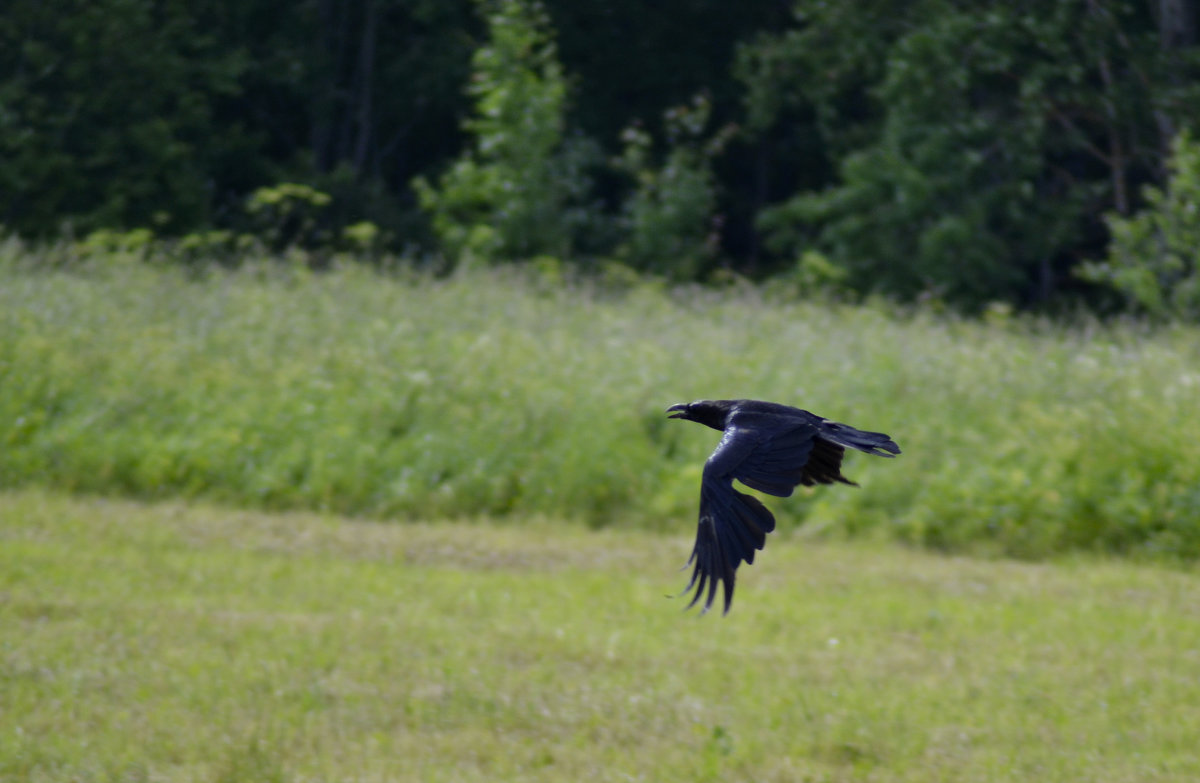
[[667, 399, 900, 615]]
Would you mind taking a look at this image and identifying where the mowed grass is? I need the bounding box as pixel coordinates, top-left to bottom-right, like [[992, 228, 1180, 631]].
[[3, 490, 1200, 782]]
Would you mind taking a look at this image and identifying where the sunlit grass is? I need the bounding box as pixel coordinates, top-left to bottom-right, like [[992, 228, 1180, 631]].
[[2, 248, 1199, 557], [2, 490, 1199, 781]]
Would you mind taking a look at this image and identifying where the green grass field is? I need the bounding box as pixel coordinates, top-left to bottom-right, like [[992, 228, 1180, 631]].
[[3, 490, 1200, 782], [4, 248, 1200, 780]]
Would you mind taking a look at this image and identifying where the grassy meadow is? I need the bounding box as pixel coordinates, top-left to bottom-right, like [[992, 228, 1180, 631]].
[[2, 244, 1200, 558], [3, 489, 1200, 782], [3, 245, 1200, 780]]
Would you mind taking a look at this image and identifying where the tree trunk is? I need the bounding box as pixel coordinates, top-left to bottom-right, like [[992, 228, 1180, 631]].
[[352, 0, 378, 179], [1154, 0, 1197, 171], [1158, 0, 1196, 48], [311, 0, 342, 174]]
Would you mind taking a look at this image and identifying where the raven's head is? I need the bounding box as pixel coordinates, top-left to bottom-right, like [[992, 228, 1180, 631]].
[[667, 400, 733, 431]]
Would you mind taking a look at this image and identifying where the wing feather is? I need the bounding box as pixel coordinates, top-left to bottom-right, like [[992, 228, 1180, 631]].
[[682, 481, 775, 614]]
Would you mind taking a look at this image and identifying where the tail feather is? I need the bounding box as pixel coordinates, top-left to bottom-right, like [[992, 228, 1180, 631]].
[[819, 421, 901, 458], [801, 441, 856, 486]]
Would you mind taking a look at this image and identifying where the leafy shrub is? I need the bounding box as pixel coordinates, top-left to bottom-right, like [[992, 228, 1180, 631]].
[[613, 94, 735, 279], [245, 183, 334, 251], [412, 0, 602, 264], [1080, 131, 1200, 320]]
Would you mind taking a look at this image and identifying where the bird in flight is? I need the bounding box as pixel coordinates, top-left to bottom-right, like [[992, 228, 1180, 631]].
[[667, 399, 900, 614]]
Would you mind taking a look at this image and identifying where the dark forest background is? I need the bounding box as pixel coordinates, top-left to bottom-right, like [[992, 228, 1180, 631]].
[[5, 0, 1200, 313]]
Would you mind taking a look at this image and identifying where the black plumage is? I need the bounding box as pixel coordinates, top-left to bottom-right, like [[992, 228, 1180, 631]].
[[667, 399, 900, 615]]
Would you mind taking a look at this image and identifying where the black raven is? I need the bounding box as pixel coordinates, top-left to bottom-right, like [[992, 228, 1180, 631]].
[[667, 399, 900, 614]]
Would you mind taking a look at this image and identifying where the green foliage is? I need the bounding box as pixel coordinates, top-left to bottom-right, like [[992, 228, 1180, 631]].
[[0, 0, 257, 234], [772, 250, 850, 299], [340, 221, 383, 255], [175, 229, 255, 266], [8, 0, 1200, 312], [613, 94, 735, 279], [413, 0, 601, 262], [245, 183, 334, 251], [754, 6, 1047, 305], [3, 250, 1200, 561], [74, 227, 157, 257], [415, 15, 737, 275], [1081, 131, 1200, 319], [0, 0, 482, 239], [5, 490, 1200, 781], [8, 0, 1200, 314], [743, 0, 1200, 308]]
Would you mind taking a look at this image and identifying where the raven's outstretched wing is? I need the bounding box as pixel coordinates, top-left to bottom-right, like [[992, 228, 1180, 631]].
[[682, 419, 819, 614]]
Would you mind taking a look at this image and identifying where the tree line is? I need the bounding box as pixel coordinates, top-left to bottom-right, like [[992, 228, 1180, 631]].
[[4, 0, 1200, 313]]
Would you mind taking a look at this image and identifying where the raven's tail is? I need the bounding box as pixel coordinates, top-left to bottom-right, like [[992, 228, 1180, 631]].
[[819, 421, 901, 458]]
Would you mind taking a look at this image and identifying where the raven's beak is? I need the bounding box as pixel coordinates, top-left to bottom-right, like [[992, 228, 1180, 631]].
[[666, 403, 689, 419]]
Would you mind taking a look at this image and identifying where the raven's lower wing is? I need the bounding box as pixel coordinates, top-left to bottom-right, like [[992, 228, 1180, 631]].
[[682, 480, 776, 615]]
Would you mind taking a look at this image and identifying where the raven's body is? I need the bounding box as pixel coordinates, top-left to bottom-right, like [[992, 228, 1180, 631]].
[[667, 399, 900, 614]]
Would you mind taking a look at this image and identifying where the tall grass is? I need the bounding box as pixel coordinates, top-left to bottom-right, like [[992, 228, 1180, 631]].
[[2, 243, 1199, 558]]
